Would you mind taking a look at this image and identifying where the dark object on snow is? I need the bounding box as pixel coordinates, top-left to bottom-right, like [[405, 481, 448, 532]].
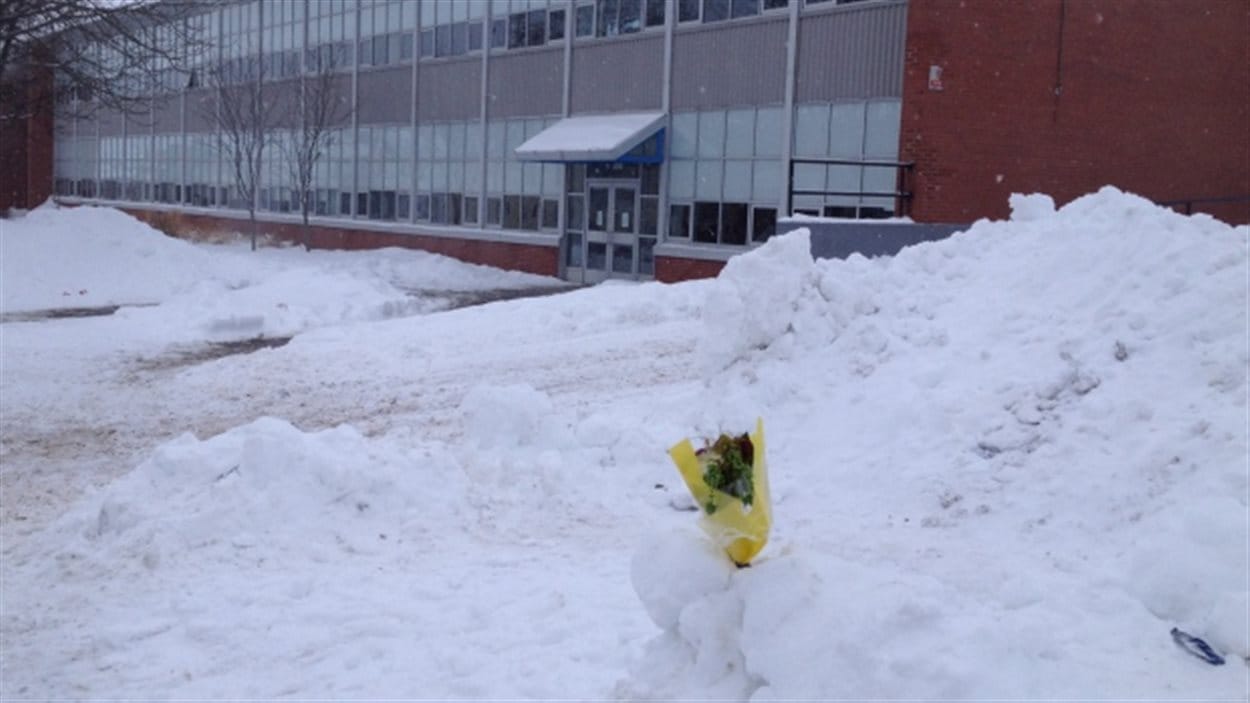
[[1171, 627, 1225, 666]]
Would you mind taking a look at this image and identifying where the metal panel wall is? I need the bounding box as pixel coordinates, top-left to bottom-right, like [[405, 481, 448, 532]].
[[487, 49, 563, 119], [152, 96, 181, 133], [184, 89, 217, 133], [671, 18, 788, 110], [417, 59, 482, 121], [796, 1, 907, 101], [357, 67, 414, 125], [97, 108, 125, 137], [570, 35, 664, 114]]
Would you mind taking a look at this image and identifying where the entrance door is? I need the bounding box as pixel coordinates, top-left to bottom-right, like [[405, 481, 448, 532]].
[[582, 181, 639, 283]]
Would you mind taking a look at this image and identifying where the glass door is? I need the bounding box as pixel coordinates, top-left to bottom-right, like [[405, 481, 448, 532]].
[[583, 180, 639, 283]]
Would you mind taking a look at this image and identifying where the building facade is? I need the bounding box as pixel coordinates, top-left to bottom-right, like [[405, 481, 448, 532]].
[[26, 0, 1250, 281]]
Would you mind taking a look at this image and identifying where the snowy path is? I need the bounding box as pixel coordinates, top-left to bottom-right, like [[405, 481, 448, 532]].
[[1, 284, 703, 546]]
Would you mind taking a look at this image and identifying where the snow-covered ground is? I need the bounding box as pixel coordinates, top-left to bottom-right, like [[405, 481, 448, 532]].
[[1, 192, 1246, 699]]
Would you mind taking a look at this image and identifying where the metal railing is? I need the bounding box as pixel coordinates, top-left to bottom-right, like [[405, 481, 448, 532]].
[[786, 157, 916, 218]]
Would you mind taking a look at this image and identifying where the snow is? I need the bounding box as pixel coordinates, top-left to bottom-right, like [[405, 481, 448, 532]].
[[514, 112, 666, 161], [2, 188, 1247, 698]]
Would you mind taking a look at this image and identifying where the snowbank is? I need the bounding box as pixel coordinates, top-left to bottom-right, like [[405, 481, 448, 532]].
[[0, 203, 562, 340], [621, 187, 1248, 698], [3, 188, 1245, 699], [0, 204, 226, 312]]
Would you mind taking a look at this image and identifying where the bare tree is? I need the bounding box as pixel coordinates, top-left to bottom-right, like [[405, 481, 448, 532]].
[[203, 59, 276, 251], [280, 52, 351, 250], [0, 0, 209, 121]]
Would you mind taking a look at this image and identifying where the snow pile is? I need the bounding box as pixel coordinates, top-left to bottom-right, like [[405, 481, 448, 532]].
[[10, 418, 454, 579], [621, 188, 1248, 698], [3, 189, 1246, 698], [0, 204, 227, 312], [1, 204, 563, 340]]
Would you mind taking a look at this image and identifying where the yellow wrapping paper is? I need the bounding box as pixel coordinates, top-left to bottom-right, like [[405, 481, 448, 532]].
[[669, 418, 771, 565]]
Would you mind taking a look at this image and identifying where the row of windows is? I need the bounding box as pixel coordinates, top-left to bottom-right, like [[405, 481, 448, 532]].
[[67, 0, 883, 99]]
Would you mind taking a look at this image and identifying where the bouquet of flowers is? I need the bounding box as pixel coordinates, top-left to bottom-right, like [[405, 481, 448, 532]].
[[668, 418, 772, 566]]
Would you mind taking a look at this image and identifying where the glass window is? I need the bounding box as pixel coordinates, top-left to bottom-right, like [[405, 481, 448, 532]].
[[567, 194, 585, 230], [565, 232, 583, 267], [415, 193, 430, 220], [697, 110, 725, 158], [462, 195, 478, 224], [619, 0, 642, 33], [431, 192, 447, 223], [671, 113, 698, 158], [400, 33, 414, 60], [703, 0, 730, 22], [567, 163, 586, 193], [752, 159, 781, 201], [695, 160, 722, 200], [612, 243, 633, 273], [732, 0, 760, 19], [764, 0, 788, 8], [420, 29, 435, 57], [693, 202, 719, 243], [504, 194, 522, 228], [576, 4, 595, 36], [587, 241, 607, 270], [468, 21, 484, 51], [669, 160, 695, 200], [723, 160, 752, 201], [752, 207, 776, 242], [436, 23, 453, 55], [641, 164, 660, 194], [597, 0, 618, 36], [541, 198, 559, 229], [509, 12, 527, 48], [721, 203, 748, 245], [822, 205, 856, 218], [640, 197, 658, 235], [646, 0, 666, 26], [795, 103, 831, 157], [486, 196, 501, 225], [549, 9, 566, 40], [528, 10, 546, 45], [725, 109, 755, 158], [678, 0, 700, 21], [588, 187, 608, 231], [865, 99, 901, 158], [522, 193, 542, 230], [754, 107, 783, 158], [452, 22, 468, 54], [614, 188, 635, 232], [491, 18, 507, 48], [830, 101, 867, 157], [639, 237, 655, 276]]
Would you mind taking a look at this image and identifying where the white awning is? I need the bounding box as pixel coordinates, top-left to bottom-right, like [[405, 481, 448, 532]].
[[514, 111, 666, 162]]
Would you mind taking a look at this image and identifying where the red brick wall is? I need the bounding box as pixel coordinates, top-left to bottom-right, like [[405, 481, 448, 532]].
[[654, 256, 725, 283], [0, 116, 29, 211], [0, 63, 53, 211], [25, 101, 53, 208], [123, 208, 560, 277], [900, 0, 1250, 224]]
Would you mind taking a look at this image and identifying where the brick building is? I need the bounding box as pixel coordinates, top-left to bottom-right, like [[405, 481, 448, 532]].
[[7, 0, 1247, 281]]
